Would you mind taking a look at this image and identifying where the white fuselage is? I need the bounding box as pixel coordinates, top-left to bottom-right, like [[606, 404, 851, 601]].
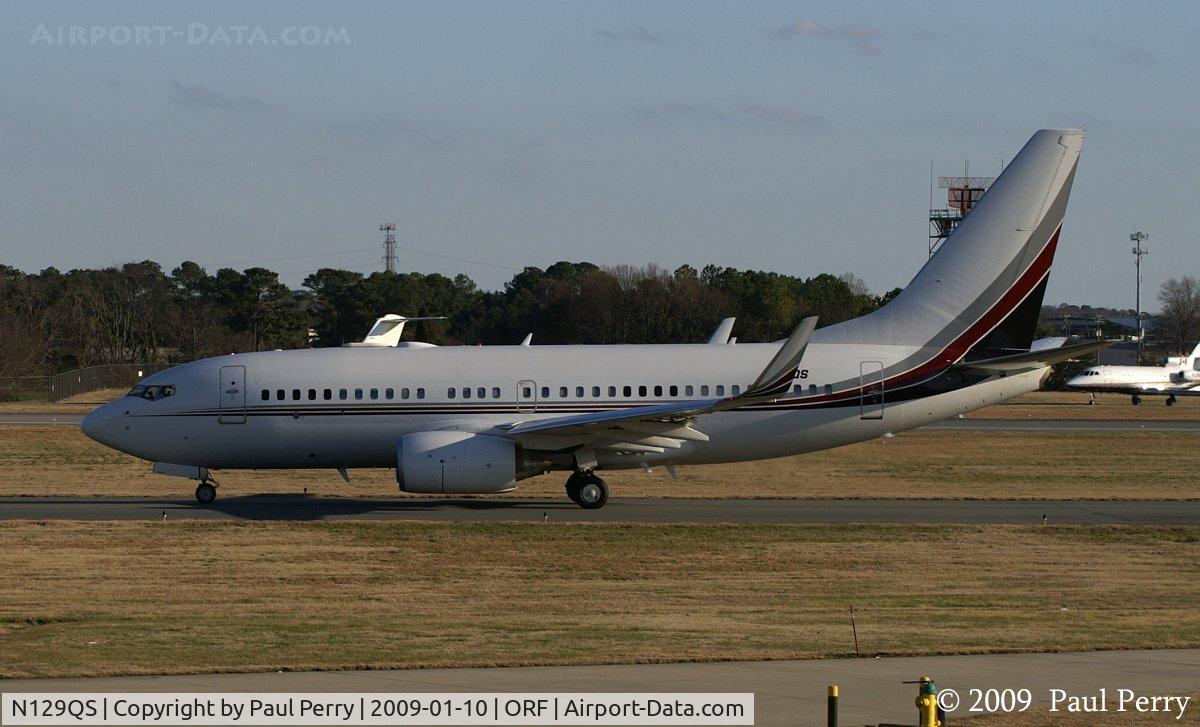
[[1066, 358, 1200, 396], [83, 340, 1046, 476]]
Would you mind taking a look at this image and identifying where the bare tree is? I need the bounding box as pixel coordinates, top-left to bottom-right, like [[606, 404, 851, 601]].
[[839, 271, 870, 297], [1157, 276, 1200, 355]]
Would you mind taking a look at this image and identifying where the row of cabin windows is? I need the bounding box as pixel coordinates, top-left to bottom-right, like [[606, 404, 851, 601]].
[[261, 387, 427, 402], [795, 383, 835, 396], [261, 382, 835, 404], [516, 384, 739, 399]]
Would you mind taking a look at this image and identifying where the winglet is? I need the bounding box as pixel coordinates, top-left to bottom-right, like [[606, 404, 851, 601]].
[[746, 316, 818, 398]]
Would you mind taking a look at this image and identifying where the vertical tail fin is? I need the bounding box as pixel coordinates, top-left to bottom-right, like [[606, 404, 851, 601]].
[[820, 129, 1084, 359]]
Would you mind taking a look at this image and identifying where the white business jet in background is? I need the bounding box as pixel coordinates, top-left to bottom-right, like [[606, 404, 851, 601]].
[[84, 129, 1098, 508], [1066, 342, 1200, 405]]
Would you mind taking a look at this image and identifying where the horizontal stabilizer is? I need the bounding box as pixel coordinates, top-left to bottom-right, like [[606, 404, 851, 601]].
[[954, 339, 1115, 375]]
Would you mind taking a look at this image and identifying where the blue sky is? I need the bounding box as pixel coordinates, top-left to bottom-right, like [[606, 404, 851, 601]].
[[1, 1, 1197, 306]]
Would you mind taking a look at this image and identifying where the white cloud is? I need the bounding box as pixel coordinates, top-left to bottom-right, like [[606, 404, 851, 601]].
[[769, 17, 881, 55]]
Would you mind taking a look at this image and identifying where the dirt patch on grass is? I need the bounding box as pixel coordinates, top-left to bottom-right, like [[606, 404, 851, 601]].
[[1, 425, 1196, 500], [0, 521, 1197, 678]]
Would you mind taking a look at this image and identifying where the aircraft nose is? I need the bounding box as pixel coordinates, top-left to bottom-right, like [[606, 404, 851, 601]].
[[81, 406, 119, 447]]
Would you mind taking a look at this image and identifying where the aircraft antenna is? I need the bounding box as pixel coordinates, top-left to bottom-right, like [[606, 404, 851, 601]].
[[380, 222, 397, 274]]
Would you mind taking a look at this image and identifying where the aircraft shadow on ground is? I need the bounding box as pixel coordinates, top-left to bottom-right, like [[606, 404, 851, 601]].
[[180, 495, 576, 521]]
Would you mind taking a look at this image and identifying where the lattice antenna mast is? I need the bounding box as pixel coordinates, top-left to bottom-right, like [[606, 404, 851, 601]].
[[380, 223, 397, 273], [928, 158, 996, 258], [1131, 230, 1149, 363]]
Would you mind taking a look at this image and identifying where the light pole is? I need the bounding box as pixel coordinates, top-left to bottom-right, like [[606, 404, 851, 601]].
[[1131, 231, 1149, 364]]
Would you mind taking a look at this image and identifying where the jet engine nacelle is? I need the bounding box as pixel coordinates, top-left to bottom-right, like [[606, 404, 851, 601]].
[[396, 431, 517, 494]]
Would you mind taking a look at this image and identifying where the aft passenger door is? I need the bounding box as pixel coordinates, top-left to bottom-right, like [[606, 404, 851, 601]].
[[219, 365, 247, 424], [859, 361, 884, 420]]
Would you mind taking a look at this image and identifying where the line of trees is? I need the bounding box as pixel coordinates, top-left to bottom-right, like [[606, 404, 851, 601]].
[[0, 260, 896, 376]]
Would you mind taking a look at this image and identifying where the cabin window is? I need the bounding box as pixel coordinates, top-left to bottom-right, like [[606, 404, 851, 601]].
[[447, 387, 456, 399], [608, 385, 617, 397], [572, 386, 582, 398], [793, 384, 802, 396], [638, 385, 647, 397], [323, 388, 332, 400], [732, 385, 741, 395], [541, 386, 550, 398], [685, 385, 694, 396], [809, 384, 817, 395], [522, 385, 532, 398], [653, 385, 663, 397], [701, 384, 710, 396], [492, 387, 501, 399], [339, 389, 348, 400], [401, 388, 410, 399], [477, 387, 486, 399], [292, 389, 301, 400], [308, 389, 316, 400], [824, 384, 833, 395], [623, 385, 632, 397], [385, 388, 394, 400], [370, 388, 379, 400], [558, 386, 568, 398], [592, 386, 601, 397], [354, 388, 363, 400], [276, 389, 285, 401], [669, 385, 678, 397], [261, 389, 269, 401], [715, 385, 725, 396], [416, 388, 425, 399], [463, 387, 471, 399]]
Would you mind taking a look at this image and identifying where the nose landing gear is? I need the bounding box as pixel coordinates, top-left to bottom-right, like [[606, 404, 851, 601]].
[[1167, 394, 1177, 406], [1131, 395, 1141, 405], [565, 471, 609, 509]]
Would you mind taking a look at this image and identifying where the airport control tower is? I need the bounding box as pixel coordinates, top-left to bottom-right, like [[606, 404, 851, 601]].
[[928, 162, 995, 258]]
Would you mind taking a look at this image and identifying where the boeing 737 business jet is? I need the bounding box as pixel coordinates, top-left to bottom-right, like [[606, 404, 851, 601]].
[[1066, 342, 1200, 405], [83, 129, 1097, 508]]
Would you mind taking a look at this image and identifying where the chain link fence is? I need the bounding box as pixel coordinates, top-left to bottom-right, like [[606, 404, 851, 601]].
[[0, 376, 51, 402], [45, 364, 173, 402]]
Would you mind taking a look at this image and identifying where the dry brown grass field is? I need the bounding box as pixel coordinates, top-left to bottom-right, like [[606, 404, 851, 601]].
[[0, 387, 125, 414], [969, 390, 1200, 420], [0, 521, 1196, 678], [0, 424, 1196, 499]]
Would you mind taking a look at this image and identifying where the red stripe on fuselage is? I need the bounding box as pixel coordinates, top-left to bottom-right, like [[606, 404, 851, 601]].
[[774, 225, 1062, 407]]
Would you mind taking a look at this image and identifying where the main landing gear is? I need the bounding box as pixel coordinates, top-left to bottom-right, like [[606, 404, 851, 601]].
[[194, 480, 217, 505], [1167, 394, 1177, 406], [1131, 395, 1141, 405], [565, 471, 609, 509]]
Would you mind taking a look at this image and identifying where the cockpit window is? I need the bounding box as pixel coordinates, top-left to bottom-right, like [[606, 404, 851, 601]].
[[126, 384, 175, 400]]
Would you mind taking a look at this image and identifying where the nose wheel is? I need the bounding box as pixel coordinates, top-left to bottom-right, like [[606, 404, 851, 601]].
[[194, 482, 217, 505], [565, 472, 609, 509], [1167, 395, 1177, 406]]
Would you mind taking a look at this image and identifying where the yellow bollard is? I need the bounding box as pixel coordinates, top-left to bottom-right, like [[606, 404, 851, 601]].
[[915, 676, 941, 727]]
